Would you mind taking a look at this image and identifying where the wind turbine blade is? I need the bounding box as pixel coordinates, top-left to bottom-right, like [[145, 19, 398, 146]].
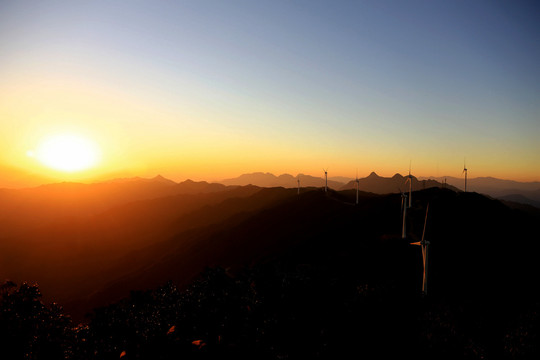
[[424, 243, 429, 295], [421, 203, 429, 242], [423, 268, 426, 293]]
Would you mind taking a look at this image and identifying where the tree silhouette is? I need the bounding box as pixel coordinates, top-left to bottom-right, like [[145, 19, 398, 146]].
[[0, 281, 72, 359]]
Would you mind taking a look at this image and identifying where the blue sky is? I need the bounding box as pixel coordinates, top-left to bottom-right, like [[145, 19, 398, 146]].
[[1, 0, 539, 183]]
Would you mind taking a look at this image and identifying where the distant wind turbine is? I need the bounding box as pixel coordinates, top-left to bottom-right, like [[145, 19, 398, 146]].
[[463, 159, 468, 192], [405, 162, 413, 208], [411, 203, 430, 295], [297, 177, 300, 195]]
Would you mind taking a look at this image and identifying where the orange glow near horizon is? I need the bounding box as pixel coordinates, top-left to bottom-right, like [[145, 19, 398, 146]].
[[0, 69, 539, 187], [0, 80, 538, 187]]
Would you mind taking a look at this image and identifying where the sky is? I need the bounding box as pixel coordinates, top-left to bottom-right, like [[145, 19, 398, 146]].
[[1, 0, 539, 187]]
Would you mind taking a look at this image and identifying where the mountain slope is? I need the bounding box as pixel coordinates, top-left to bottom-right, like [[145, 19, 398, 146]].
[[0, 180, 254, 306], [72, 186, 540, 321], [0, 176, 228, 238], [1, 185, 297, 315], [3, 178, 539, 330]]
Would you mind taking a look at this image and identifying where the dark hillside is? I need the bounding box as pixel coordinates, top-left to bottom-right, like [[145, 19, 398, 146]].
[[76, 187, 540, 328], [2, 186, 539, 358], [0, 185, 262, 308]]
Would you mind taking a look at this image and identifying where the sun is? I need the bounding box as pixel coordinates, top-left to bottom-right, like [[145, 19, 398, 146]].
[[30, 134, 101, 172]]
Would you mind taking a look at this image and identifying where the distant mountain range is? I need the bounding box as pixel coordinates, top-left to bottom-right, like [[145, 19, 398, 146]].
[[340, 172, 460, 194], [218, 172, 540, 208], [219, 172, 346, 189], [0, 176, 231, 239], [420, 175, 540, 208], [219, 171, 458, 194]]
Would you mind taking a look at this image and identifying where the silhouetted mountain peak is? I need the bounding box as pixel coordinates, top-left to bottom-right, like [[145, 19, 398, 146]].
[[277, 174, 295, 180], [368, 172, 379, 178], [152, 175, 176, 184]]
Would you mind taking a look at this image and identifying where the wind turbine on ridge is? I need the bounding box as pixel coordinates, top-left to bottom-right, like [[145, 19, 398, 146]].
[[411, 203, 431, 295], [405, 162, 413, 208], [463, 159, 468, 192], [399, 187, 408, 239], [297, 176, 300, 195]]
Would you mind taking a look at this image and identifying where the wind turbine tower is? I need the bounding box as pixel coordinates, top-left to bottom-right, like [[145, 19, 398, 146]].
[[411, 204, 431, 295], [297, 178, 300, 195], [463, 160, 468, 192], [405, 162, 413, 208], [400, 189, 408, 239]]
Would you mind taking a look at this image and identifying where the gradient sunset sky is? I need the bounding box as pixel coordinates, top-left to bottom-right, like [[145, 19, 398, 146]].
[[1, 0, 539, 187]]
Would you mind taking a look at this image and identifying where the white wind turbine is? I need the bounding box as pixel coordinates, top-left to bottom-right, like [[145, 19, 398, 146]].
[[399, 188, 408, 239], [411, 203, 430, 295], [405, 162, 413, 208]]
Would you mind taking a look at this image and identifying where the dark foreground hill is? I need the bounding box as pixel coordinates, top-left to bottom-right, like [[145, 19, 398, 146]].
[[79, 186, 540, 307], [1, 185, 540, 359]]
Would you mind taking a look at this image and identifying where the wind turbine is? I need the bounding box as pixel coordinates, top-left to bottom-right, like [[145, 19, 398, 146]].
[[355, 169, 360, 205], [297, 177, 300, 195], [463, 159, 468, 192], [323, 168, 328, 193], [411, 203, 430, 295], [399, 188, 408, 239], [405, 162, 413, 208]]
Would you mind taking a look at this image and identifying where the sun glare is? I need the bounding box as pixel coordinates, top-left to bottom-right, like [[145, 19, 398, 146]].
[[30, 134, 100, 172]]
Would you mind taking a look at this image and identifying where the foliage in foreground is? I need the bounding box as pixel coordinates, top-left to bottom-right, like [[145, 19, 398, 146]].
[[1, 263, 538, 359]]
